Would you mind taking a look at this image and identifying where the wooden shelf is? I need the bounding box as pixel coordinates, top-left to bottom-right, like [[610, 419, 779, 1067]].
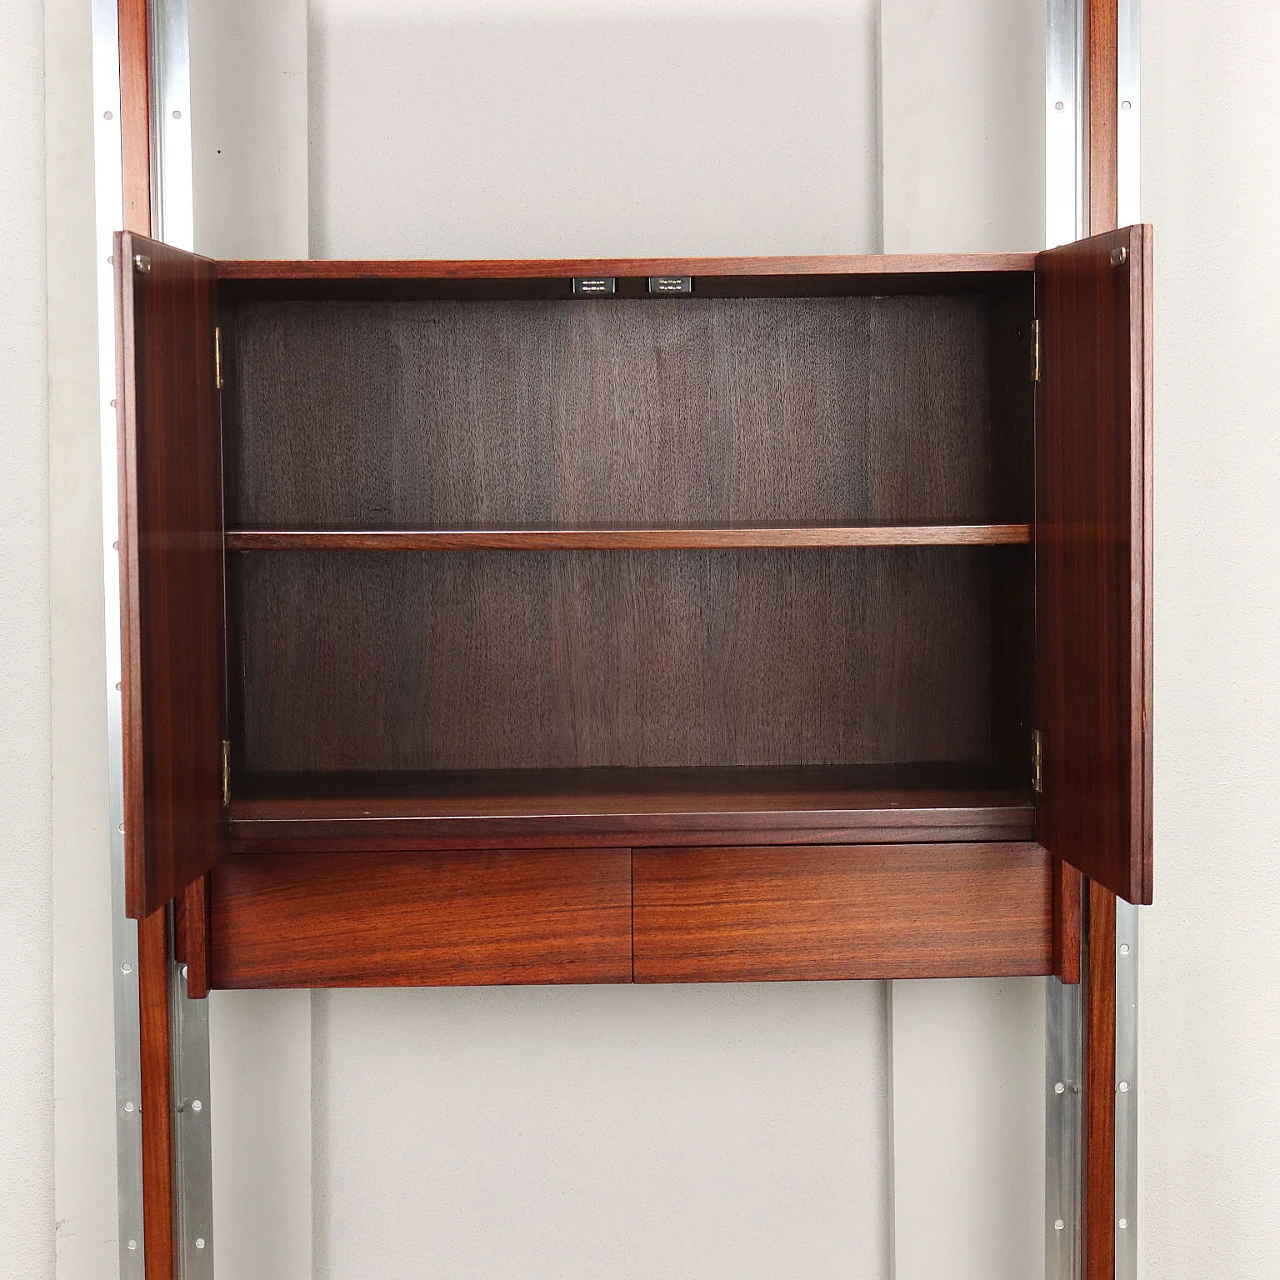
[[216, 251, 1039, 282], [227, 764, 1036, 849], [226, 524, 1032, 551]]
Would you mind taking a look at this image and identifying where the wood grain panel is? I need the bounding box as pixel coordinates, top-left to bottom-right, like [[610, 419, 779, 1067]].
[[1086, 0, 1119, 235], [226, 764, 1035, 848], [116, 232, 226, 918], [983, 285, 1038, 791], [210, 849, 632, 987], [633, 843, 1052, 983], [175, 876, 212, 1001], [225, 524, 1031, 551], [226, 295, 992, 529], [1035, 225, 1152, 904], [1083, 880, 1118, 1278], [235, 548, 996, 773], [116, 0, 150, 235], [1054, 859, 1083, 986], [137, 909, 174, 1277], [217, 252, 1036, 282]]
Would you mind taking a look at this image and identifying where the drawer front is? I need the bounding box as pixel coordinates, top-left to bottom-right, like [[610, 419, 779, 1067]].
[[210, 849, 632, 988], [633, 843, 1052, 983]]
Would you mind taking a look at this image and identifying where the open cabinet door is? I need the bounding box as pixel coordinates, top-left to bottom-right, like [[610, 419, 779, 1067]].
[[1035, 224, 1153, 904], [116, 232, 226, 918]]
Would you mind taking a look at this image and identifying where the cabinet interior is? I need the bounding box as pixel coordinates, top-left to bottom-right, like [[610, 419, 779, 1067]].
[[219, 271, 1037, 827]]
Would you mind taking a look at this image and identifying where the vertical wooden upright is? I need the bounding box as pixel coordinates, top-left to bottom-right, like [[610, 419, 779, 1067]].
[[1082, 5, 1120, 1276], [1083, 881, 1118, 1278], [117, 2, 178, 1275]]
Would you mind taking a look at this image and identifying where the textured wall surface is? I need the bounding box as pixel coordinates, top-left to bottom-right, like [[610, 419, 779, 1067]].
[[45, 0, 118, 1277], [307, 0, 882, 259], [1142, 4, 1280, 1277], [0, 1, 53, 1277]]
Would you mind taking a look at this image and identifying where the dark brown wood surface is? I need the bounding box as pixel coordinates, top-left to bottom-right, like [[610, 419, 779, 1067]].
[[226, 295, 996, 530], [633, 843, 1052, 982], [986, 288, 1037, 786], [217, 252, 1036, 281], [1035, 224, 1152, 904], [116, 0, 150, 237], [1087, 0, 1120, 235], [226, 764, 1035, 848], [176, 876, 212, 1000], [1083, 880, 1118, 1279], [137, 909, 174, 1276], [210, 849, 632, 987], [116, 18, 179, 1277], [226, 524, 1031, 551], [1054, 859, 1083, 986], [235, 548, 1003, 774], [116, 232, 226, 918]]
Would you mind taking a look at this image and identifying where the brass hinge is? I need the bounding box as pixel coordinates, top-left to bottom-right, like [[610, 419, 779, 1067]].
[[221, 740, 231, 807], [214, 326, 224, 390], [1030, 318, 1041, 383], [1031, 729, 1043, 794]]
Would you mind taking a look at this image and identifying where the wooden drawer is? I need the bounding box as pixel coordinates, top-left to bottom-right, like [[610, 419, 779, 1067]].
[[209, 848, 632, 988], [633, 843, 1052, 983]]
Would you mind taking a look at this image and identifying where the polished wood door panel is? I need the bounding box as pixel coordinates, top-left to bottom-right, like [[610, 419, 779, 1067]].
[[209, 849, 632, 987], [1036, 225, 1153, 904], [633, 843, 1052, 983], [116, 232, 225, 918]]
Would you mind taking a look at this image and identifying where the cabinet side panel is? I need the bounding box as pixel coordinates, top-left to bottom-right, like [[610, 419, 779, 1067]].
[[1035, 224, 1153, 903], [117, 232, 225, 917]]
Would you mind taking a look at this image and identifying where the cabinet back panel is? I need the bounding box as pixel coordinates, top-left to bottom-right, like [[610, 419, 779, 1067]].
[[226, 295, 995, 528], [236, 548, 995, 773]]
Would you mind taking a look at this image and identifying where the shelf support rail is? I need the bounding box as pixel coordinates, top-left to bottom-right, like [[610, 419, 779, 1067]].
[[1045, 1, 1140, 1277], [90, 0, 145, 1272], [1044, 6, 1086, 1279], [149, 1, 215, 1275], [94, 0, 213, 1272]]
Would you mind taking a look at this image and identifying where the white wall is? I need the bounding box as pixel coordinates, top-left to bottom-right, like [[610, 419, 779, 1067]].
[[0, 1, 54, 1278], [308, 0, 882, 260], [45, 1, 118, 1277], [880, 0, 1044, 252], [1141, 5, 1280, 1277]]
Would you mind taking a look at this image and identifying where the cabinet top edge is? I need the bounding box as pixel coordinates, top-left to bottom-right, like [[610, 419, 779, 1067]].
[[214, 252, 1038, 282]]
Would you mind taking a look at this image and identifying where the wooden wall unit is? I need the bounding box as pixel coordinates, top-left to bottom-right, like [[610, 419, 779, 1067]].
[[107, 1, 1147, 1274], [115, 236, 1153, 988], [115, 234, 1151, 1280]]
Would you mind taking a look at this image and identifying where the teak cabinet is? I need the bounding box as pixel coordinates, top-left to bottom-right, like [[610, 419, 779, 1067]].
[[114, 226, 1151, 997]]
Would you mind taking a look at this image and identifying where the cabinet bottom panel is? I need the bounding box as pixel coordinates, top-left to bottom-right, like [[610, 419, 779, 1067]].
[[633, 843, 1052, 983], [209, 849, 632, 988]]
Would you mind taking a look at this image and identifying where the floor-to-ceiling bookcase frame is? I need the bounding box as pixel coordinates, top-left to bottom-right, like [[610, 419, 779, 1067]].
[[92, 3, 1145, 1276]]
